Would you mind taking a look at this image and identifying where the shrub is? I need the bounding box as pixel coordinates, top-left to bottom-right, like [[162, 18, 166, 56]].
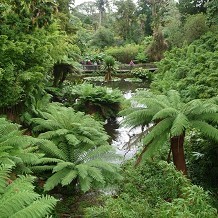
[[183, 14, 209, 44], [62, 83, 124, 119], [85, 160, 218, 217], [131, 67, 152, 82], [105, 44, 140, 63], [151, 31, 218, 100]]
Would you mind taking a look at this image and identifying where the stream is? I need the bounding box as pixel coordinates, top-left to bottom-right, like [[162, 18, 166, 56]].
[[86, 76, 150, 161]]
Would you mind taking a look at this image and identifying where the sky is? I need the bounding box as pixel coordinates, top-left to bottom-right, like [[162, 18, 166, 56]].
[[74, 0, 92, 6]]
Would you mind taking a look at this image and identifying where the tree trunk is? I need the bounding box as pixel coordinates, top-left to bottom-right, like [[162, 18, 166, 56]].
[[170, 134, 187, 175]]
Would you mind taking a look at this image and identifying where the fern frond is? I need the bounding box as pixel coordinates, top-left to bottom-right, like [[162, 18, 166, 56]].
[[37, 139, 67, 160], [79, 176, 92, 192], [81, 145, 113, 162], [143, 118, 172, 145], [39, 129, 69, 140], [10, 195, 57, 218], [53, 162, 75, 172], [87, 167, 105, 184], [76, 164, 89, 179], [141, 130, 169, 160], [61, 170, 77, 186], [44, 169, 70, 191], [31, 165, 56, 171], [65, 134, 80, 146], [197, 113, 218, 124], [0, 191, 39, 216], [171, 113, 189, 136], [121, 108, 153, 127], [167, 90, 182, 108], [190, 120, 218, 141], [152, 108, 178, 121], [0, 165, 11, 194]]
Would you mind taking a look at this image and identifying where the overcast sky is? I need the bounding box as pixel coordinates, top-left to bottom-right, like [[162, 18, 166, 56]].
[[74, 0, 92, 6]]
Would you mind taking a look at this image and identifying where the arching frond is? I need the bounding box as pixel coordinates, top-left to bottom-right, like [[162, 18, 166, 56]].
[[61, 170, 77, 186], [44, 169, 70, 191], [197, 113, 218, 124], [121, 108, 153, 128], [10, 196, 57, 218], [152, 108, 178, 121], [87, 167, 105, 184], [190, 120, 218, 141], [142, 130, 169, 160], [37, 139, 67, 160], [0, 165, 11, 194], [79, 176, 92, 193], [0, 165, 56, 217], [53, 162, 75, 173], [39, 129, 69, 140], [167, 90, 182, 108], [171, 113, 189, 136], [143, 118, 172, 145]]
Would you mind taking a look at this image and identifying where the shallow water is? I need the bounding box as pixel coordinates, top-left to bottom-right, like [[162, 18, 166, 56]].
[[98, 79, 149, 160]]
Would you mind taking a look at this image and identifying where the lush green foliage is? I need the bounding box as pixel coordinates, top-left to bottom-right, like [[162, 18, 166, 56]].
[[183, 14, 209, 44], [0, 1, 80, 108], [105, 44, 139, 63], [62, 83, 124, 119], [90, 27, 115, 49], [0, 164, 57, 217], [32, 104, 121, 192], [0, 118, 44, 174], [186, 131, 218, 190], [120, 90, 218, 161], [131, 67, 153, 82], [151, 32, 218, 100], [85, 160, 217, 217]]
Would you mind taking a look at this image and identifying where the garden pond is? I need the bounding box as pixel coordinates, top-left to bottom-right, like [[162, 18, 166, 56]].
[[83, 76, 150, 161]]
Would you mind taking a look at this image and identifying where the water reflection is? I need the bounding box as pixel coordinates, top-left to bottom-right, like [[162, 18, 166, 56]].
[[88, 77, 149, 160]]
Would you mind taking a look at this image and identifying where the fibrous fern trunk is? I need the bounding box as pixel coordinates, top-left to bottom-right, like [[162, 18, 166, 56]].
[[104, 69, 112, 82], [170, 133, 187, 175]]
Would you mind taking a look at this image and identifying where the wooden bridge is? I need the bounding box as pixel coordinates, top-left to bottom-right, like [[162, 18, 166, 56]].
[[79, 63, 158, 73]]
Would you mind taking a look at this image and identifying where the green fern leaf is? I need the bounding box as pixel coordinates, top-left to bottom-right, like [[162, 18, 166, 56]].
[[87, 167, 105, 184], [10, 195, 57, 218], [171, 113, 189, 136], [53, 162, 75, 172], [0, 165, 11, 194], [152, 108, 178, 121], [44, 169, 70, 191], [61, 170, 77, 186], [190, 120, 218, 141], [79, 176, 92, 192]]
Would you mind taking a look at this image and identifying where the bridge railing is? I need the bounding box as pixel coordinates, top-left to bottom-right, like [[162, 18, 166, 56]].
[[80, 63, 157, 72]]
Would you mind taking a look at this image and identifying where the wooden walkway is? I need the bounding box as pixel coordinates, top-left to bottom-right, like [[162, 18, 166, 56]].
[[80, 63, 157, 73]]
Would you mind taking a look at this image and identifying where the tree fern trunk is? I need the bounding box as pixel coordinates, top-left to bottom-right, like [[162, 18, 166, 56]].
[[170, 134, 187, 175]]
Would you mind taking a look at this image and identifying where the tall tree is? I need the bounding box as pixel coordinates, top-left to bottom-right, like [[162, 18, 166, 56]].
[[121, 90, 218, 175], [178, 0, 207, 16], [95, 0, 109, 27], [114, 0, 137, 41]]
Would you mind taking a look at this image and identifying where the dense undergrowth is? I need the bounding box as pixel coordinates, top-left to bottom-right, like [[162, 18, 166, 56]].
[[85, 160, 218, 218]]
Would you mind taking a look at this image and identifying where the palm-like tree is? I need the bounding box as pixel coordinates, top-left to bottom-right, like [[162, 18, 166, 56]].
[[32, 104, 121, 192], [120, 90, 218, 174], [103, 56, 116, 82]]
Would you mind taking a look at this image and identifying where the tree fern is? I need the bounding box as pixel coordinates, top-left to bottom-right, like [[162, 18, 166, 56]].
[[32, 104, 121, 192], [121, 89, 218, 173], [0, 165, 57, 217]]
